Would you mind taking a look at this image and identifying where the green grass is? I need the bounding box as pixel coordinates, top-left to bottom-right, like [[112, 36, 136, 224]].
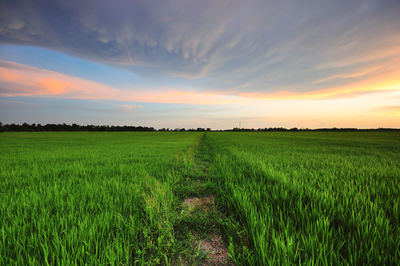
[[206, 131, 400, 265], [1, 131, 399, 264], [0, 132, 202, 265]]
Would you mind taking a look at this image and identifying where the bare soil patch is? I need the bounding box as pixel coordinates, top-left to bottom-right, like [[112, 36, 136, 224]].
[[194, 233, 231, 265], [182, 195, 214, 212], [180, 195, 232, 265]]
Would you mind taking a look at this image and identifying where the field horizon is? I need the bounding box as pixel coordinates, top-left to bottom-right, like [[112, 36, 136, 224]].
[[1, 122, 399, 132]]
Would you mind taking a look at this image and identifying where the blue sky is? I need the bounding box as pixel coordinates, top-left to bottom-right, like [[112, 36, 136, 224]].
[[0, 0, 399, 128]]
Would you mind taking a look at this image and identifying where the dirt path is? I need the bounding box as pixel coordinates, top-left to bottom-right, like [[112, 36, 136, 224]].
[[174, 133, 232, 265]]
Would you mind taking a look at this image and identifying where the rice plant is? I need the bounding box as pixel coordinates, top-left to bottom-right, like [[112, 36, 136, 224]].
[[207, 131, 400, 265]]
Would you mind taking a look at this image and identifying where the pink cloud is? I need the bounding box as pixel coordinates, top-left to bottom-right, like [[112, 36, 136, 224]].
[[0, 60, 240, 104], [1, 59, 399, 104]]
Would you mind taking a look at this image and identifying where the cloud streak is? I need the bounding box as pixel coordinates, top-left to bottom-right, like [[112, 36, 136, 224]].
[[239, 65, 400, 100], [0, 60, 242, 104], [1, 59, 399, 105], [373, 105, 400, 116]]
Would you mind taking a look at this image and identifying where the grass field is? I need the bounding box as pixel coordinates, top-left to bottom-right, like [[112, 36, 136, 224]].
[[0, 132, 201, 264], [207, 132, 400, 265], [1, 131, 399, 264]]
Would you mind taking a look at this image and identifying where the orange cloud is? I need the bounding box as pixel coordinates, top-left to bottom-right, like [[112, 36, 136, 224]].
[[239, 64, 400, 100], [312, 57, 400, 84], [0, 68, 20, 82], [373, 105, 400, 116], [1, 58, 400, 105], [0, 60, 240, 104], [37, 78, 70, 94]]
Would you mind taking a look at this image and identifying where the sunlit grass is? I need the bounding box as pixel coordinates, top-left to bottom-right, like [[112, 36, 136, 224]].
[[0, 132, 201, 265], [1, 131, 399, 264], [208, 131, 400, 264]]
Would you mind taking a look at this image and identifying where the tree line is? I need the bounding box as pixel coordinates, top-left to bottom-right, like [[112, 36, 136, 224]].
[[0, 122, 212, 132], [0, 123, 155, 132], [0, 122, 398, 132]]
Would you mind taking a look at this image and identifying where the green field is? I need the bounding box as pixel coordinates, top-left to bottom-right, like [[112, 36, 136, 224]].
[[1, 131, 399, 264]]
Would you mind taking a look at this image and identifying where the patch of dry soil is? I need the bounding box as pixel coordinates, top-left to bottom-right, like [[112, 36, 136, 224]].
[[195, 233, 231, 265], [181, 196, 232, 265], [182, 195, 214, 212]]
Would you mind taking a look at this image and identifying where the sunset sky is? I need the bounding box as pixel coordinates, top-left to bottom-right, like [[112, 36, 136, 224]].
[[1, 0, 399, 129]]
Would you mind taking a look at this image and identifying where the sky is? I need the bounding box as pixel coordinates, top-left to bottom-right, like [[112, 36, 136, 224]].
[[0, 0, 399, 129]]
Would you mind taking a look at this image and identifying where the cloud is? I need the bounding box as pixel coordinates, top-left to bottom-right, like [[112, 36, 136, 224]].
[[1, 0, 399, 96], [238, 63, 400, 100], [119, 104, 142, 111], [1, 59, 399, 105], [0, 60, 242, 104], [373, 105, 400, 115], [312, 57, 400, 85]]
